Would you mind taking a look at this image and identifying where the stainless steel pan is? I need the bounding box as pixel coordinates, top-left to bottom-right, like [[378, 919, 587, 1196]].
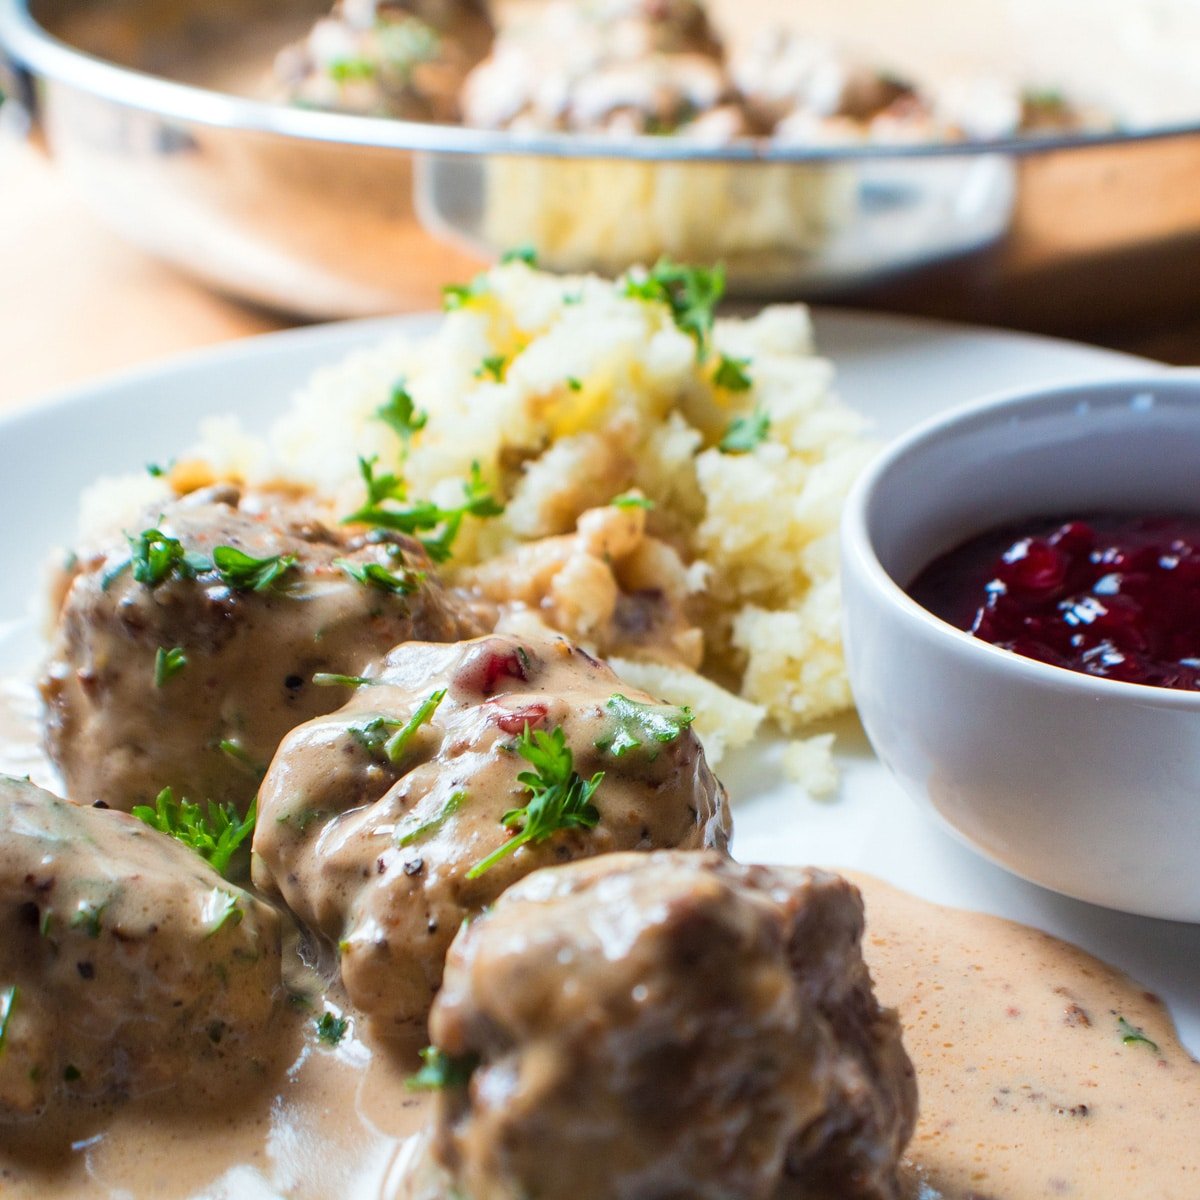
[[5, 0, 1200, 329]]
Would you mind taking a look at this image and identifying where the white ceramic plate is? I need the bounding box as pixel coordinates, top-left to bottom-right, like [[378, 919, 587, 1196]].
[[3, 310, 1198, 1059]]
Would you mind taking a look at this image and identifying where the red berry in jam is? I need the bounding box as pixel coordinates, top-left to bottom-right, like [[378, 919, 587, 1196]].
[[908, 514, 1200, 690]]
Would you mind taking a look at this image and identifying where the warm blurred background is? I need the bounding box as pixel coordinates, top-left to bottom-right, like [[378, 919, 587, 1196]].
[[4, 0, 1200, 408]]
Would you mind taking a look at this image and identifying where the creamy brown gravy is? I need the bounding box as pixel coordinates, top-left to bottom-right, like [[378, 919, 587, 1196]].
[[0, 684, 1195, 1199], [854, 875, 1200, 1200]]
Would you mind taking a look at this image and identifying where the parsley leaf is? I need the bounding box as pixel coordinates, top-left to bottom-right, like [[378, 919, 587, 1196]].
[[336, 558, 423, 595], [70, 901, 105, 939], [475, 355, 507, 382], [467, 725, 603, 879], [348, 715, 402, 757], [611, 492, 654, 510], [315, 1012, 350, 1046], [719, 408, 770, 454], [212, 546, 296, 592], [624, 259, 725, 360], [0, 985, 18, 1054], [442, 278, 485, 310], [348, 690, 445, 764], [343, 461, 504, 565], [127, 528, 208, 587], [407, 1045, 479, 1091], [397, 788, 465, 848], [154, 646, 188, 687], [596, 694, 695, 759], [378, 381, 427, 442], [385, 689, 446, 763], [133, 788, 257, 878], [713, 354, 753, 392], [1117, 1015, 1160, 1054], [218, 739, 267, 779], [312, 672, 376, 689], [356, 455, 406, 506], [501, 244, 538, 266], [328, 57, 376, 82]]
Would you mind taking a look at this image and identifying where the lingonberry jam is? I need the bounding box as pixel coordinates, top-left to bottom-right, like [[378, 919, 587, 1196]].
[[908, 514, 1200, 690]]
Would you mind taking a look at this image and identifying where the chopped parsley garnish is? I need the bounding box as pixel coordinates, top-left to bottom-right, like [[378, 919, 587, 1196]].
[[407, 1045, 479, 1091], [385, 689, 446, 763], [355, 455, 406, 506], [343, 458, 504, 565], [713, 354, 753, 392], [203, 888, 243, 937], [1117, 1015, 1160, 1054], [133, 788, 257, 878], [154, 646, 188, 687], [501, 244, 538, 266], [442, 279, 485, 310], [566, 377, 582, 391], [475, 355, 507, 382], [467, 725, 603, 879], [596, 694, 694, 759], [336, 558, 423, 596], [378, 380, 427, 443], [63, 1064, 82, 1083], [315, 1012, 350, 1046], [1023, 86, 1066, 111], [211, 545, 296, 592], [312, 672, 376, 689], [70, 900, 104, 939], [718, 408, 770, 454], [127, 527, 208, 587], [349, 690, 445, 764], [328, 57, 376, 83], [146, 461, 173, 478], [397, 789, 466, 848], [611, 492, 654, 510], [349, 715, 403, 757], [624, 260, 725, 360], [218, 739, 267, 779], [0, 985, 18, 1054]]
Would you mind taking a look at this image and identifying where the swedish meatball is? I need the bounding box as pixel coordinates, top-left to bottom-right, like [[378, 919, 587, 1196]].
[[252, 633, 731, 1032], [42, 485, 482, 812], [411, 852, 916, 1200], [0, 777, 283, 1121], [276, 0, 493, 121]]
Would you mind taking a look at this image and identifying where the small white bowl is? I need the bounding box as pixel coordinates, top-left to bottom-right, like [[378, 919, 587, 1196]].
[[840, 373, 1200, 921]]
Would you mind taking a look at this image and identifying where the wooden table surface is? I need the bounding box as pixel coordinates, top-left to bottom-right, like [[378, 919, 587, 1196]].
[[4, 131, 1200, 414]]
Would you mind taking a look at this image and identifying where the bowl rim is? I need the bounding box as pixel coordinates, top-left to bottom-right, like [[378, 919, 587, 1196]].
[[6, 0, 1200, 162], [841, 367, 1200, 710]]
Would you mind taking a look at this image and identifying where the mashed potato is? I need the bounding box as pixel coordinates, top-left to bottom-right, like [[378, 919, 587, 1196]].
[[183, 261, 875, 766]]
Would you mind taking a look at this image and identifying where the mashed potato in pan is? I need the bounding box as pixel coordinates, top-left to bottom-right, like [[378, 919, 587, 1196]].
[[128, 261, 874, 770]]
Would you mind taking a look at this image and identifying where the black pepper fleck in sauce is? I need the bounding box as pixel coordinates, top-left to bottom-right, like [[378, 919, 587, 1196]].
[[909, 513, 1200, 690]]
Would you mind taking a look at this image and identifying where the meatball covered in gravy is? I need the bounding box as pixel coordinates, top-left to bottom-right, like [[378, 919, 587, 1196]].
[[276, 0, 493, 121], [252, 633, 731, 1032], [409, 852, 916, 1200], [0, 777, 283, 1121], [42, 485, 481, 812]]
